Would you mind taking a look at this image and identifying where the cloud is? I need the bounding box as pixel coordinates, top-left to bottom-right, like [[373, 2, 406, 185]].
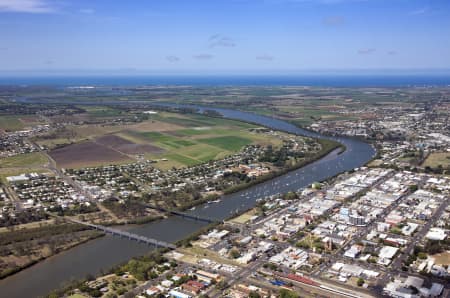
[[322, 16, 345, 26], [408, 7, 428, 16], [265, 0, 366, 4], [357, 48, 376, 55], [0, 0, 55, 13], [193, 54, 214, 60], [79, 8, 95, 14], [166, 55, 180, 62], [256, 54, 275, 61], [208, 34, 236, 48]]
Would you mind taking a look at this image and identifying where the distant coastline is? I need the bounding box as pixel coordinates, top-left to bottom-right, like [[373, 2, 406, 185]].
[[1, 74, 450, 87]]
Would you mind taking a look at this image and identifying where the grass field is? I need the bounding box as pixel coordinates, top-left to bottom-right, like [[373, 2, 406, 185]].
[[197, 136, 252, 151], [228, 209, 257, 224], [0, 152, 48, 168], [432, 251, 450, 266], [81, 106, 123, 118], [0, 115, 25, 131], [422, 152, 450, 168], [0, 152, 50, 183]]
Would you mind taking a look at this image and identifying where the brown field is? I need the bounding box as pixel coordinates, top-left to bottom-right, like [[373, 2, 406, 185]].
[[422, 152, 450, 168], [49, 141, 132, 168], [432, 251, 450, 266], [95, 135, 164, 154]]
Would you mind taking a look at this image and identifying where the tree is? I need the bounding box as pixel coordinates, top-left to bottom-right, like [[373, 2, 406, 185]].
[[229, 248, 241, 259], [249, 291, 261, 298], [357, 278, 365, 287], [279, 289, 299, 298]]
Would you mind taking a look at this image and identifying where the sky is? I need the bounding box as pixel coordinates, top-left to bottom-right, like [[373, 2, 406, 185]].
[[0, 0, 450, 75]]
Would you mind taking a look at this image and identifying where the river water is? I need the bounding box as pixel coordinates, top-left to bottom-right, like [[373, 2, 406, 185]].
[[0, 105, 375, 298]]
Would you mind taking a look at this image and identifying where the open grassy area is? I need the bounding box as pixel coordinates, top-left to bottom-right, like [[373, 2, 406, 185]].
[[422, 152, 450, 168], [0, 152, 48, 168], [0, 153, 50, 184], [81, 106, 124, 118], [432, 251, 450, 266], [0, 115, 25, 131], [228, 209, 257, 224], [197, 135, 252, 151]]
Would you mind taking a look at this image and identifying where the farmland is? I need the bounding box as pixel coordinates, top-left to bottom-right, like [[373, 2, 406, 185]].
[[38, 111, 283, 170], [49, 141, 132, 169]]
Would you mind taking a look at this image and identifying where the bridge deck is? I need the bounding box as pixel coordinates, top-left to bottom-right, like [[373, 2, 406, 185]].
[[69, 218, 176, 249], [135, 201, 220, 224]]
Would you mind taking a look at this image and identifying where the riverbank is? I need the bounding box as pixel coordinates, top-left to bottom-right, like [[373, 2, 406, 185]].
[[223, 138, 343, 195], [0, 223, 104, 280], [0, 105, 375, 298]]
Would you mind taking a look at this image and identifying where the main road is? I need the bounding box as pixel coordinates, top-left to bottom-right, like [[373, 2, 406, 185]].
[[0, 104, 376, 298]]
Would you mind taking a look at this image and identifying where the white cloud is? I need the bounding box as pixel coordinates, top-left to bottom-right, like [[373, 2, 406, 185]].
[[358, 48, 376, 55], [193, 54, 214, 60], [166, 56, 180, 62], [408, 7, 428, 16], [208, 34, 236, 48], [0, 0, 54, 13], [79, 8, 95, 14], [256, 54, 275, 61]]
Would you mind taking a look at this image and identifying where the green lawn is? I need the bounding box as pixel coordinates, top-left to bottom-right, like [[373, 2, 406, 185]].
[[197, 136, 252, 151]]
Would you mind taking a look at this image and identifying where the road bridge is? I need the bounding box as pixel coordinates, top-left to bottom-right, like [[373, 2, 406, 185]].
[[133, 201, 220, 224], [68, 218, 176, 249]]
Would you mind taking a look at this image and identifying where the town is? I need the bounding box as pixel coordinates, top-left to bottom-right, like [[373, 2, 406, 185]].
[[0, 86, 449, 298]]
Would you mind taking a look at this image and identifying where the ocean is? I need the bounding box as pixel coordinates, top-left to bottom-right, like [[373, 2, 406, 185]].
[[0, 74, 450, 87]]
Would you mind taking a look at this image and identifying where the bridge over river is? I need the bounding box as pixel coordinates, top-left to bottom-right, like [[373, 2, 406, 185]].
[[68, 218, 176, 249]]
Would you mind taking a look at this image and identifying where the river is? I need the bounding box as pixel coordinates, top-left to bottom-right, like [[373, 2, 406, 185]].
[[0, 105, 375, 298]]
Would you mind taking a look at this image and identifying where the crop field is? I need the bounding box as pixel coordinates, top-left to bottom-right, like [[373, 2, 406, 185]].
[[36, 110, 283, 169], [197, 136, 252, 151], [49, 141, 132, 168], [95, 135, 163, 154]]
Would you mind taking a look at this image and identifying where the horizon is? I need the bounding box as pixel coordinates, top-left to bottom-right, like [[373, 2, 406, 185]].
[[1, 0, 450, 74]]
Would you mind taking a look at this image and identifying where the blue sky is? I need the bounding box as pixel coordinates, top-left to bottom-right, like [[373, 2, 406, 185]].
[[0, 0, 449, 74]]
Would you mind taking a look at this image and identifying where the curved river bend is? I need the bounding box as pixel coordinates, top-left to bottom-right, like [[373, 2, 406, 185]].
[[0, 105, 375, 298]]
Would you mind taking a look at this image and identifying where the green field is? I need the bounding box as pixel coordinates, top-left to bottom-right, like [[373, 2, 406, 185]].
[[0, 152, 50, 183], [138, 132, 196, 149], [0, 152, 48, 168], [33, 110, 283, 170], [197, 136, 252, 151], [0, 116, 25, 131], [82, 106, 123, 118]]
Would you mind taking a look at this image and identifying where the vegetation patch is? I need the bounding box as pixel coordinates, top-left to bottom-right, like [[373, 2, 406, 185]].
[[197, 136, 252, 151]]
